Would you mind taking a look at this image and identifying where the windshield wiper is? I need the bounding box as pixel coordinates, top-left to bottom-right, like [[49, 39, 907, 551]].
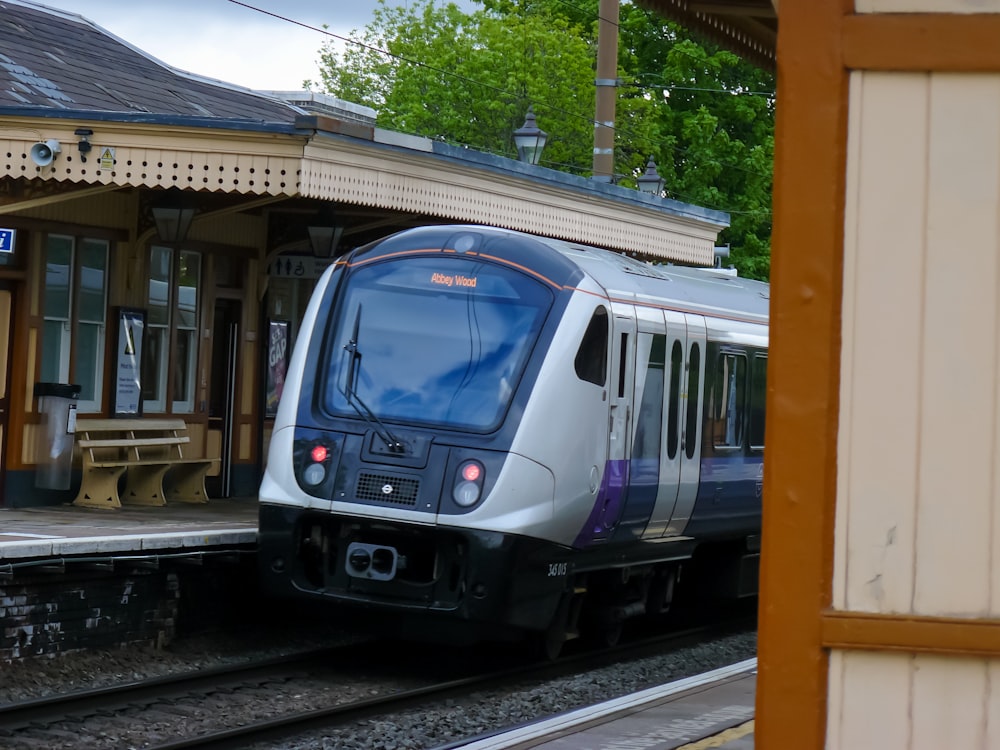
[[341, 304, 405, 454]]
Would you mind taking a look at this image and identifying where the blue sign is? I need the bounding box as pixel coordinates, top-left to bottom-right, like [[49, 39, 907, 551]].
[[0, 228, 14, 254]]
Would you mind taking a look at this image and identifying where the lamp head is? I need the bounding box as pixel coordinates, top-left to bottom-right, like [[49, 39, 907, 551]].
[[636, 157, 665, 196], [513, 106, 547, 165], [307, 205, 345, 259]]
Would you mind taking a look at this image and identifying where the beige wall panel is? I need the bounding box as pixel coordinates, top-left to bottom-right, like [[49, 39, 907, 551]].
[[239, 423, 252, 461], [22, 423, 39, 464], [241, 342, 257, 416], [857, 0, 1000, 11], [915, 74, 1000, 616], [826, 651, 912, 748], [246, 258, 260, 304], [183, 422, 207, 456], [207, 430, 222, 473], [188, 211, 263, 247], [2, 123, 303, 196], [837, 72, 926, 613], [15, 190, 136, 230], [912, 655, 988, 749], [301, 143, 722, 264]]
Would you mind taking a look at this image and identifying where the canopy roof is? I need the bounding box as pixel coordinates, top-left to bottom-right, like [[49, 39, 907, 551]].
[[637, 0, 778, 71]]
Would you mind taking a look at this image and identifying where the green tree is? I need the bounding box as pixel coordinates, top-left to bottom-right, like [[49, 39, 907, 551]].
[[311, 0, 773, 279], [507, 0, 774, 278], [310, 0, 597, 174], [642, 32, 774, 280]]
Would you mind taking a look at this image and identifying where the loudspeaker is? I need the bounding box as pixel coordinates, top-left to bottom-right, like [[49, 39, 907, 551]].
[[30, 139, 61, 167]]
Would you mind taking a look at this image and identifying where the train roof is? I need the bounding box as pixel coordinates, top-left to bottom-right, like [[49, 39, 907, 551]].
[[533, 235, 770, 326], [353, 225, 770, 327]]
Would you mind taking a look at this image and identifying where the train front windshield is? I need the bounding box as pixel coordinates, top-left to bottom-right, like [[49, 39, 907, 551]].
[[322, 256, 553, 432]]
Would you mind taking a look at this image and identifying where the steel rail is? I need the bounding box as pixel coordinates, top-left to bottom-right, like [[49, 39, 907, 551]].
[[144, 618, 756, 750], [0, 645, 350, 731]]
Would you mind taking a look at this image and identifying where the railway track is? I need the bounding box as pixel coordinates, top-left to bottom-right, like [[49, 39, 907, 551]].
[[0, 646, 351, 731], [0, 618, 755, 750]]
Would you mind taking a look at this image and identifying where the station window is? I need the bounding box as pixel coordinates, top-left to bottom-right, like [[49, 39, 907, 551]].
[[265, 275, 312, 349], [143, 246, 201, 413], [749, 354, 767, 449], [41, 234, 109, 413], [574, 306, 608, 386], [711, 352, 747, 449]]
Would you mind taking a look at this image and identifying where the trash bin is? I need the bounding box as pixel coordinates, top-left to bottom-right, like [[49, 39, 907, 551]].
[[34, 382, 81, 490]]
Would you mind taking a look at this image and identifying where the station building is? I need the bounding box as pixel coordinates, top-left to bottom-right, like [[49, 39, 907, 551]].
[[0, 0, 729, 506]]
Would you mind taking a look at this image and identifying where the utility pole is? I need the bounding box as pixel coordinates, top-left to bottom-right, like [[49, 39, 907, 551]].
[[592, 0, 619, 182]]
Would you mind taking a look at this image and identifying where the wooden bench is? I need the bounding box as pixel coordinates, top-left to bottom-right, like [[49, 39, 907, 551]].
[[72, 418, 219, 510]]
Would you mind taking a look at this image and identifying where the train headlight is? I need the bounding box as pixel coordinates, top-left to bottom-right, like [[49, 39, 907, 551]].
[[293, 429, 343, 498], [453, 460, 485, 507], [301, 442, 333, 485], [303, 462, 326, 485]]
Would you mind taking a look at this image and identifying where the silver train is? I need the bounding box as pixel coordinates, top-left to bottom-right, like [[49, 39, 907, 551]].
[[258, 225, 768, 654]]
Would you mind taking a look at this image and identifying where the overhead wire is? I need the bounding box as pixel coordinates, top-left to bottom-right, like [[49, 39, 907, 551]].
[[224, 0, 773, 210]]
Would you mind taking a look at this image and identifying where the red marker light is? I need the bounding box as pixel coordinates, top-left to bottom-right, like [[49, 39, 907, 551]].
[[311, 445, 328, 463], [461, 462, 481, 482]]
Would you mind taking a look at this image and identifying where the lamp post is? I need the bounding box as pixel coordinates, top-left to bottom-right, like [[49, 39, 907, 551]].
[[151, 188, 197, 243], [513, 106, 548, 166], [636, 157, 665, 197], [307, 206, 345, 259]]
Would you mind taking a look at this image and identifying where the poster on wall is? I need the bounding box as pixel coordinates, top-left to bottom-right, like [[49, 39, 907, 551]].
[[113, 307, 145, 417], [266, 320, 289, 417]]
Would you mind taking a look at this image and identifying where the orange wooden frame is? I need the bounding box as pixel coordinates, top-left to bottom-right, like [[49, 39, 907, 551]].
[[759, 4, 1000, 749]]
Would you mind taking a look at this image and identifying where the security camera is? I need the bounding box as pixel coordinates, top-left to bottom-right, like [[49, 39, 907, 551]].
[[30, 139, 61, 167]]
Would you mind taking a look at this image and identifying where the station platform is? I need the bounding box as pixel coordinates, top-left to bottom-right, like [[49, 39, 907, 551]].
[[0, 501, 757, 750], [0, 497, 258, 565], [463, 659, 756, 750]]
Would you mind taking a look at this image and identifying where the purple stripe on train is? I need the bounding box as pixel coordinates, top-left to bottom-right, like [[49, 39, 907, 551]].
[[573, 455, 763, 548]]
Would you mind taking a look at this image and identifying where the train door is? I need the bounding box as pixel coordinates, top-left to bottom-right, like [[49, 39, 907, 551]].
[[663, 314, 707, 536], [207, 297, 240, 498], [614, 305, 668, 541], [590, 302, 636, 538], [642, 309, 690, 537]]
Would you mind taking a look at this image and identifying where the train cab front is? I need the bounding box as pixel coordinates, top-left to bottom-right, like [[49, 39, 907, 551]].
[[258, 226, 584, 636]]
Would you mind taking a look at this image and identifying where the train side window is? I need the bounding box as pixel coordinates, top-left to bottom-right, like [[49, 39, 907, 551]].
[[617, 333, 628, 398], [574, 306, 609, 386], [711, 352, 748, 449], [749, 354, 767, 449], [685, 343, 701, 460], [633, 333, 665, 461], [666, 340, 682, 460]]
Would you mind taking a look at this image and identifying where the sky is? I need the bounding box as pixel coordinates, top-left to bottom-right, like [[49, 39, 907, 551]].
[[35, 0, 479, 92]]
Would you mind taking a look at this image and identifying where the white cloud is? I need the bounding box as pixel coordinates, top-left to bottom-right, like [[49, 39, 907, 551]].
[[36, 0, 481, 91]]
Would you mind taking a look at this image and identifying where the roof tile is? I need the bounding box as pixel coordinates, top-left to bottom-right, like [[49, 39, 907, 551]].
[[0, 0, 302, 125]]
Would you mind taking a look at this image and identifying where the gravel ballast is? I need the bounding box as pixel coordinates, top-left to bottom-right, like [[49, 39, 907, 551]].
[[0, 620, 757, 750]]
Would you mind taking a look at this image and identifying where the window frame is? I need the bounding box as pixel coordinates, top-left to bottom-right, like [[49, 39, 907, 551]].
[[574, 306, 609, 387], [748, 352, 768, 451], [143, 245, 202, 415], [711, 349, 749, 451], [40, 233, 110, 414]]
